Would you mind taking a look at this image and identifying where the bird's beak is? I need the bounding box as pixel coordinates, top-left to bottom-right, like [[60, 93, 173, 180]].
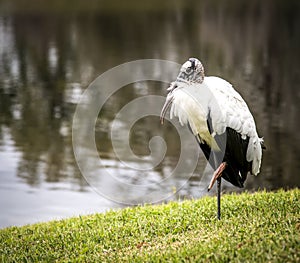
[[160, 94, 174, 125]]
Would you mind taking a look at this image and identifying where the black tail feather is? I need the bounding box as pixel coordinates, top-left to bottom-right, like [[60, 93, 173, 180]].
[[197, 127, 251, 188]]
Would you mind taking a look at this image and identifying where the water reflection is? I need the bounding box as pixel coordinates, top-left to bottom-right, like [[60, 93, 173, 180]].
[[0, 0, 299, 227]]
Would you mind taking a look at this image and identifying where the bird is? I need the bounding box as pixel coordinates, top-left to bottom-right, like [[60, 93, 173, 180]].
[[160, 58, 264, 219]]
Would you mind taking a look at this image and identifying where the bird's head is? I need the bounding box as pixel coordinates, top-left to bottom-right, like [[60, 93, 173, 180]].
[[176, 58, 205, 84], [160, 58, 205, 124]]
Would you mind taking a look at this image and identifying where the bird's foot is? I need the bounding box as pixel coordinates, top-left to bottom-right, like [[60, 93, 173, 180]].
[[207, 162, 227, 191]]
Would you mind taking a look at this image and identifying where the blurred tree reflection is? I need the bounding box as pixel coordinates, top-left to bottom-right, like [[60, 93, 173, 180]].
[[0, 0, 299, 190]]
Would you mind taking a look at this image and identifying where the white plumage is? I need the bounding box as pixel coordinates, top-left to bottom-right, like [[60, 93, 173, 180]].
[[168, 76, 263, 175], [161, 58, 264, 194]]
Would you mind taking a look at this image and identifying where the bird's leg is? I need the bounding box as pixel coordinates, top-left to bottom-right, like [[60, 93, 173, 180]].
[[217, 177, 221, 220], [207, 162, 226, 191]]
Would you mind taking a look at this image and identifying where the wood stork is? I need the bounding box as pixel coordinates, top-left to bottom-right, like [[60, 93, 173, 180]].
[[160, 58, 264, 219]]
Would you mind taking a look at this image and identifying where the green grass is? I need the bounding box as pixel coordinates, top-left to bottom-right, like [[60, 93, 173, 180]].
[[0, 189, 299, 262]]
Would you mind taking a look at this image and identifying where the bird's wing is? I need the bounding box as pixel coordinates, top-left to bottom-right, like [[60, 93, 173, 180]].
[[204, 76, 263, 175], [169, 83, 220, 151], [167, 77, 263, 175]]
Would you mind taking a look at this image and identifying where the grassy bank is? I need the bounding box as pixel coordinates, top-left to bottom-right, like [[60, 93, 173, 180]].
[[0, 189, 299, 262]]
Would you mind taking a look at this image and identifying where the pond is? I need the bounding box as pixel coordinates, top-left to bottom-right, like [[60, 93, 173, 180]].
[[0, 0, 299, 228]]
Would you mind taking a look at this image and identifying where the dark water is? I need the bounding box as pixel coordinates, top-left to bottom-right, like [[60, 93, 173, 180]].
[[0, 0, 299, 228]]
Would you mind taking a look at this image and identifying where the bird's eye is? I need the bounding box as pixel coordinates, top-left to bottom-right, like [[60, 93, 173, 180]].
[[186, 67, 192, 73]]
